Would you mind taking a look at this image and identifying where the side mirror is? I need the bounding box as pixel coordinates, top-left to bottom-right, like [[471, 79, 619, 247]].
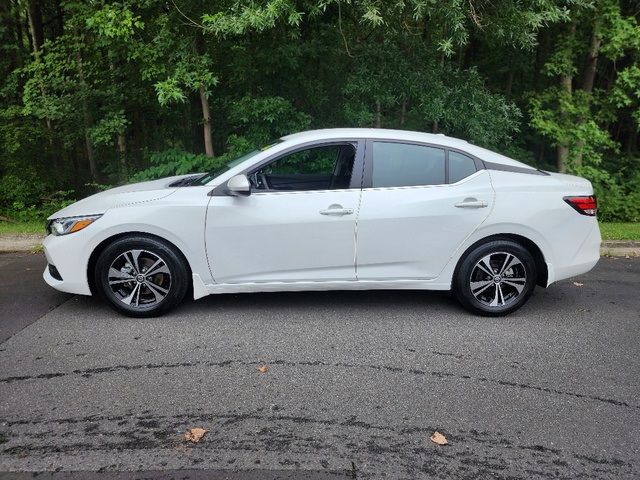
[[226, 174, 251, 196]]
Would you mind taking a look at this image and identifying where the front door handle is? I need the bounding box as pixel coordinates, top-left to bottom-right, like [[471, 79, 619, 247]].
[[455, 198, 488, 208], [320, 204, 354, 216]]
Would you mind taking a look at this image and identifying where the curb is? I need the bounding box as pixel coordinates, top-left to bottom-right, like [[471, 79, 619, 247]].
[[0, 234, 44, 253], [1, 235, 639, 257], [600, 241, 640, 258]]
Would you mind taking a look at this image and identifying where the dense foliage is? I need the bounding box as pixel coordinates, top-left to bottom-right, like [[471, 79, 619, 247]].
[[1, 0, 639, 221]]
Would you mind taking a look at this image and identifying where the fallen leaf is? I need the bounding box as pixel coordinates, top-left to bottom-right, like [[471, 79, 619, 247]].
[[258, 365, 268, 373], [184, 427, 208, 443], [573, 282, 584, 287], [430, 431, 448, 446]]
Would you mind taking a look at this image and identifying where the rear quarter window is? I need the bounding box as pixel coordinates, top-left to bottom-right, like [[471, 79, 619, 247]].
[[448, 151, 477, 183]]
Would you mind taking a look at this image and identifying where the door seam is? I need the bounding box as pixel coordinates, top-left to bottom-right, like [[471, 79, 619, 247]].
[[354, 140, 367, 280]]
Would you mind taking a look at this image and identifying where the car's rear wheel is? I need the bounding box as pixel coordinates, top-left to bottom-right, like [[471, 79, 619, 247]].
[[94, 236, 189, 317], [453, 239, 537, 316]]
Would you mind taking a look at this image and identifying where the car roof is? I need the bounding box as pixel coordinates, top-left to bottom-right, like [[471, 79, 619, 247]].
[[282, 128, 462, 144], [280, 128, 533, 169]]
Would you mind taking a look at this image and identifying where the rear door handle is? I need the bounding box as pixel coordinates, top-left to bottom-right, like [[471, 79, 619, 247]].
[[320, 204, 354, 216], [455, 198, 488, 208]]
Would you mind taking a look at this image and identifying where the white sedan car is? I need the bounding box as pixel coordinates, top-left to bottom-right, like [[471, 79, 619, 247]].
[[43, 128, 601, 317]]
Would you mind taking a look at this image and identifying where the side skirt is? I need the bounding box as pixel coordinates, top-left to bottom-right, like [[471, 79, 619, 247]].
[[193, 276, 451, 298]]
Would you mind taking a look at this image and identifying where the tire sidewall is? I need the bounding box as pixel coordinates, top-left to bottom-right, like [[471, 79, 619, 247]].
[[454, 240, 537, 316], [95, 236, 189, 317]]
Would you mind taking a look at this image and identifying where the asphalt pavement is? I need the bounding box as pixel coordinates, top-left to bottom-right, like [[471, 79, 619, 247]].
[[0, 253, 71, 343], [0, 254, 639, 479]]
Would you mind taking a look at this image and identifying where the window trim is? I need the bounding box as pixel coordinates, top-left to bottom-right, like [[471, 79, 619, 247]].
[[483, 160, 549, 176], [210, 139, 365, 196], [362, 139, 483, 189]]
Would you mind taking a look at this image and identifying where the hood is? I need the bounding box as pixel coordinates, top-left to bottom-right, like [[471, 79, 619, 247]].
[[48, 174, 200, 220]]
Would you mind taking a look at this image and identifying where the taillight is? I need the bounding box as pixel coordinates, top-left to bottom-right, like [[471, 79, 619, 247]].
[[563, 195, 597, 216]]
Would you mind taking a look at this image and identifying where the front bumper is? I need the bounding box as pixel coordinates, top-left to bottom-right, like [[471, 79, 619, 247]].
[[42, 234, 93, 295]]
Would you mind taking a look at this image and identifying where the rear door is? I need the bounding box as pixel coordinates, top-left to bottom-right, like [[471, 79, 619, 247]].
[[356, 140, 494, 280]]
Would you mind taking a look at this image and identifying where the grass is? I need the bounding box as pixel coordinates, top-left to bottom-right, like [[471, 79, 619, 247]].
[[0, 220, 45, 235], [598, 222, 640, 241], [1, 219, 639, 241]]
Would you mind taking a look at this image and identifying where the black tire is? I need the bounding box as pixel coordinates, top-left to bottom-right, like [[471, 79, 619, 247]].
[[94, 235, 189, 317], [453, 239, 537, 316]]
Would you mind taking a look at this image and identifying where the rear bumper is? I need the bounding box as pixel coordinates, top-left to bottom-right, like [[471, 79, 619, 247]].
[[548, 220, 601, 284]]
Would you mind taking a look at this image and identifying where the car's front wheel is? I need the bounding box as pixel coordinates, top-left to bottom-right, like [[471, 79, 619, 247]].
[[94, 236, 189, 317], [453, 239, 537, 316]]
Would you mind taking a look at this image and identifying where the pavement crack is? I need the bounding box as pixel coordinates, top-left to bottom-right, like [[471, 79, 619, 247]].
[[1, 358, 637, 411]]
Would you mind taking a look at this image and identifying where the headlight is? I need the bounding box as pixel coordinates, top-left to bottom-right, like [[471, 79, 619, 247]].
[[48, 215, 102, 236]]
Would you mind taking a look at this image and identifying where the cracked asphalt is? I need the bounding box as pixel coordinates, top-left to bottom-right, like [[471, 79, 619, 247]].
[[0, 253, 639, 479]]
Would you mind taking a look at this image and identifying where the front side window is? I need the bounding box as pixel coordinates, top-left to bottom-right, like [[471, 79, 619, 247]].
[[251, 144, 356, 192], [372, 142, 445, 187], [449, 151, 477, 183]]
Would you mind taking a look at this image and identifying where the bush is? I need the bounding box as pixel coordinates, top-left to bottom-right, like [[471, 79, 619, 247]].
[[576, 165, 640, 222], [0, 170, 75, 222], [0, 171, 49, 210], [130, 149, 228, 182], [2, 191, 75, 223]]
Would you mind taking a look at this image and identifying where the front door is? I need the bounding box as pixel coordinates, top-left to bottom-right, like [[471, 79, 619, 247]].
[[206, 142, 363, 284]]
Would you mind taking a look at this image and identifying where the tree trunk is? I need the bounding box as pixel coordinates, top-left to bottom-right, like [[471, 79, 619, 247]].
[[108, 59, 128, 177], [505, 70, 514, 98], [26, 0, 55, 146], [557, 145, 569, 173], [26, 0, 43, 53], [557, 74, 573, 173], [533, 29, 550, 89], [557, 73, 572, 173], [199, 85, 214, 157], [117, 133, 127, 179], [75, 49, 99, 181], [400, 97, 406, 126], [83, 120, 98, 181], [557, 22, 576, 173], [626, 126, 637, 155], [582, 28, 601, 93], [54, 0, 64, 38], [192, 34, 214, 158], [537, 142, 545, 165], [1, 2, 18, 69], [574, 23, 601, 168], [375, 100, 381, 128], [13, 0, 25, 56]]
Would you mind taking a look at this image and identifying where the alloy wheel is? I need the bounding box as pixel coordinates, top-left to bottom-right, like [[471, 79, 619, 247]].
[[107, 249, 172, 309], [469, 252, 527, 308]]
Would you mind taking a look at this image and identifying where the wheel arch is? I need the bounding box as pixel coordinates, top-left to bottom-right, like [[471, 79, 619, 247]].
[[453, 233, 548, 288], [87, 231, 193, 295]]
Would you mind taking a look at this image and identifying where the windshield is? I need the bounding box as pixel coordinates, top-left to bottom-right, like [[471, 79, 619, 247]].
[[190, 150, 261, 186], [190, 141, 281, 186]]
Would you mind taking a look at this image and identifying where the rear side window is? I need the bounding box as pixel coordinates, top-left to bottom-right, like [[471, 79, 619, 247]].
[[449, 151, 477, 183], [372, 142, 445, 187]]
